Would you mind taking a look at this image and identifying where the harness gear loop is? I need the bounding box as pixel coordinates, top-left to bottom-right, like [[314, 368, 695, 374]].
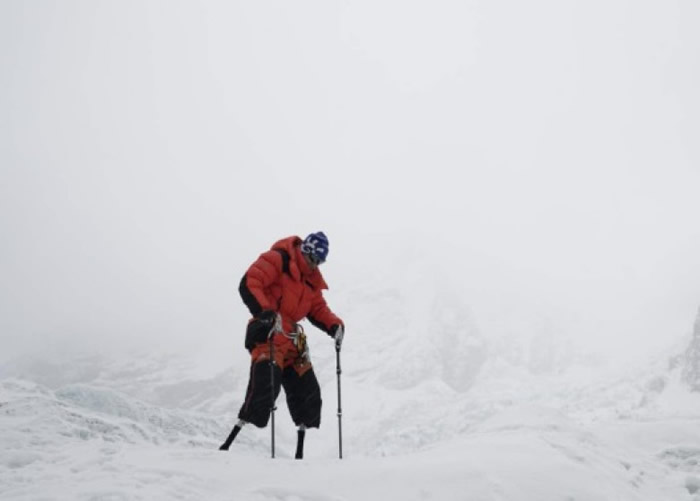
[[284, 323, 309, 361]]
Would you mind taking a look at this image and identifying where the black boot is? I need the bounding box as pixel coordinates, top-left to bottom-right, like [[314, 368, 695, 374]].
[[219, 422, 244, 451], [295, 427, 306, 459]]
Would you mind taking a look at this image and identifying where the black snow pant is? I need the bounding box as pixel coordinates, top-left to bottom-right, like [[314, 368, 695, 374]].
[[237, 360, 322, 429]]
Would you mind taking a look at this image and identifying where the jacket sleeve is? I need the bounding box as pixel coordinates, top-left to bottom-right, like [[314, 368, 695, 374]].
[[239, 250, 283, 317], [307, 293, 343, 335]]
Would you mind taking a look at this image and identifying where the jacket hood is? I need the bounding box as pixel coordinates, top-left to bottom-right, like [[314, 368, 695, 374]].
[[270, 236, 329, 290]]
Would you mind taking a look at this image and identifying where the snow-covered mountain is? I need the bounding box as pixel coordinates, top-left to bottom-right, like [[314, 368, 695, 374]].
[[3, 0, 699, 497], [2, 270, 700, 500], [681, 307, 700, 393]]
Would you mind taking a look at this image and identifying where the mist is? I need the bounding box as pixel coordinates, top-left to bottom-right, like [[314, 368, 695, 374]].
[[2, 0, 699, 366]]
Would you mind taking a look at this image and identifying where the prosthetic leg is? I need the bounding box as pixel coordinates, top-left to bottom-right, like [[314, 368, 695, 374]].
[[295, 425, 306, 459], [219, 419, 246, 451]]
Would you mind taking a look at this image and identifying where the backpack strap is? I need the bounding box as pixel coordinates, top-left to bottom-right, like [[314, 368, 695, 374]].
[[273, 248, 291, 277]]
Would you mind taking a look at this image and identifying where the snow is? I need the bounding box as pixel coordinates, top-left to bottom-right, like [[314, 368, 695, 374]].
[[2, 1, 699, 497], [2, 248, 700, 500], [2, 305, 700, 501], [1, 237, 699, 500]]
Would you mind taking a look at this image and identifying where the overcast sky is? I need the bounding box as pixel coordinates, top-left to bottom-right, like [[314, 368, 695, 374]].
[[1, 1, 699, 363]]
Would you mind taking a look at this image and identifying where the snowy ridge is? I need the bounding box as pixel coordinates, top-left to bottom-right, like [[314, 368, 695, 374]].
[[2, 341, 700, 500], [0, 378, 225, 449]]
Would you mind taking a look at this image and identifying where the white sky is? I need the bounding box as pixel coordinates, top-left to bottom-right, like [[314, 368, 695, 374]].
[[1, 1, 699, 362]]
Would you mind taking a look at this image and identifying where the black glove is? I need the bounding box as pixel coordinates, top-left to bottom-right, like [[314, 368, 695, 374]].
[[256, 310, 277, 327], [244, 310, 278, 351], [330, 324, 344, 349]]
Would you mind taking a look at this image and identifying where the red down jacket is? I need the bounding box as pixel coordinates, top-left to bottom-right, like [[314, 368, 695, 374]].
[[239, 236, 343, 336]]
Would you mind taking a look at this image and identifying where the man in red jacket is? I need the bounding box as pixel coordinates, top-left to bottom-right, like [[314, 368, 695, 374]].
[[219, 231, 344, 458]]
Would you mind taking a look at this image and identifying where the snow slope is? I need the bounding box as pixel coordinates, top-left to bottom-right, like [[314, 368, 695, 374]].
[[2, 335, 700, 500], [2, 253, 700, 500]]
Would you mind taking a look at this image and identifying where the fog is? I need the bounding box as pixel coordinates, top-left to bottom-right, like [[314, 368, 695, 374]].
[[2, 1, 699, 365]]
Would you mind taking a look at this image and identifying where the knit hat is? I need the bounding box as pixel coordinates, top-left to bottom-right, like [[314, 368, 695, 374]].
[[300, 231, 329, 264]]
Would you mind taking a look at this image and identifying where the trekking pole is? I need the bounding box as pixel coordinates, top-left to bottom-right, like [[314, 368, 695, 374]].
[[335, 343, 343, 459], [270, 335, 276, 458], [269, 314, 282, 459]]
